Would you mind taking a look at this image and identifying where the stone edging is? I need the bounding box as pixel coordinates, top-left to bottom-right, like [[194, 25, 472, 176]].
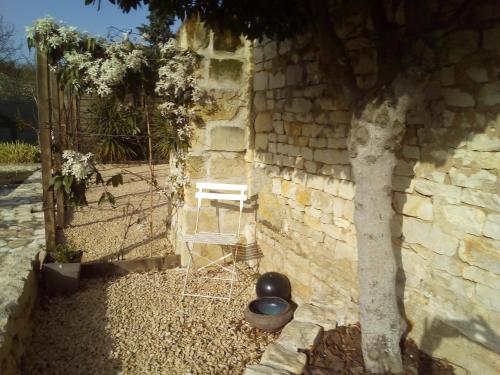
[[245, 303, 349, 374], [0, 169, 45, 375]]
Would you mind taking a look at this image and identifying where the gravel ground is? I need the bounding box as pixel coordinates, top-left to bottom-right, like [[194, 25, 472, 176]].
[[22, 267, 278, 375], [64, 164, 173, 262]]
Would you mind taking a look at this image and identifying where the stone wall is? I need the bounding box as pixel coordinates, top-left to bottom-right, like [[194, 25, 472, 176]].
[[0, 168, 44, 375], [250, 12, 500, 375], [173, 20, 255, 266]]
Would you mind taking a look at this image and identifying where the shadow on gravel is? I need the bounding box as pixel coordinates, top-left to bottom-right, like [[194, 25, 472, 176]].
[[21, 279, 122, 375]]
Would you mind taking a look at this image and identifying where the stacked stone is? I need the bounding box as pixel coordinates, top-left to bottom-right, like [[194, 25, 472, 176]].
[[395, 25, 500, 374], [0, 168, 45, 375], [251, 15, 500, 375], [173, 20, 256, 265], [252, 32, 361, 312]]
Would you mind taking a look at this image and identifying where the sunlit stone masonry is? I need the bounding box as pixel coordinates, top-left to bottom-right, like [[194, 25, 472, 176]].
[[172, 19, 257, 266], [0, 168, 45, 375], [175, 6, 500, 373]]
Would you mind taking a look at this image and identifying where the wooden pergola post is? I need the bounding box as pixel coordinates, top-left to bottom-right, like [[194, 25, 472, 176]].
[[51, 71, 66, 230], [36, 43, 56, 250]]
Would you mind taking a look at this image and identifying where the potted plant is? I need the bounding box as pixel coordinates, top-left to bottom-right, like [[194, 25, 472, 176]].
[[42, 243, 83, 295]]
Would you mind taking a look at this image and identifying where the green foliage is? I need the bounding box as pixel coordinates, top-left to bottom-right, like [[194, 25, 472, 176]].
[[89, 97, 141, 162], [51, 173, 87, 206], [0, 141, 40, 163], [0, 61, 36, 100], [87, 0, 309, 41], [152, 112, 190, 159], [51, 170, 123, 208], [137, 6, 175, 45], [46, 242, 82, 263]]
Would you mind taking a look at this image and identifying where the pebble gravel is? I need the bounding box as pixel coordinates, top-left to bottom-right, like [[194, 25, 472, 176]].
[[22, 267, 278, 374], [64, 164, 174, 262]]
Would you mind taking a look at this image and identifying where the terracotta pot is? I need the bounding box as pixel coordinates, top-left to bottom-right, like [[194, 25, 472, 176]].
[[244, 296, 293, 332]]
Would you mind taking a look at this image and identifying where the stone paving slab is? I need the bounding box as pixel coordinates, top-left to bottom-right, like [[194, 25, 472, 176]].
[[277, 320, 323, 352], [0, 168, 44, 374], [260, 343, 307, 374], [245, 302, 353, 374], [293, 303, 339, 330], [244, 364, 291, 374]]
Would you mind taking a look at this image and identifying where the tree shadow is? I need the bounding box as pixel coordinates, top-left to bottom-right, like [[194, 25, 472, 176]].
[[90, 230, 168, 262], [21, 278, 122, 374], [390, 30, 499, 361], [418, 316, 500, 374]]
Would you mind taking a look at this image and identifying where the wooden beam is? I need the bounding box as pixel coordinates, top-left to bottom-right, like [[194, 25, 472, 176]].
[[50, 71, 65, 232], [80, 255, 181, 278], [35, 44, 56, 250]]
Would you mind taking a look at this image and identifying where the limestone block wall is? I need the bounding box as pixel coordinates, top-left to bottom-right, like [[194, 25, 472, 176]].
[[173, 20, 255, 265], [251, 15, 500, 375]]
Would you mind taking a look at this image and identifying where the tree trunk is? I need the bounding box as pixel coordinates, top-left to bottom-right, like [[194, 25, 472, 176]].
[[349, 92, 411, 374], [36, 45, 56, 250]]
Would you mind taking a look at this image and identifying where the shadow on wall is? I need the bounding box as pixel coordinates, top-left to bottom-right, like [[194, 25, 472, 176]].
[[387, 20, 500, 364], [419, 316, 500, 373]]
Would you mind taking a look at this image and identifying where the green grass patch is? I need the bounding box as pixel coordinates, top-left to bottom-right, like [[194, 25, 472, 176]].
[[0, 141, 40, 164]]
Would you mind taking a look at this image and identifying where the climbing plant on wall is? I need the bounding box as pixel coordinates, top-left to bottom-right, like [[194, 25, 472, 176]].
[[27, 16, 203, 204]]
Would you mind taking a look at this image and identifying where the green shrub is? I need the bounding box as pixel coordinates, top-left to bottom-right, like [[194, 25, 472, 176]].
[[46, 242, 82, 263], [0, 141, 40, 163], [89, 97, 141, 162]]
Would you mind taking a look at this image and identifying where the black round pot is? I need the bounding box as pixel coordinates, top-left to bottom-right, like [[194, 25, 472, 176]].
[[244, 296, 293, 332], [256, 272, 291, 301]]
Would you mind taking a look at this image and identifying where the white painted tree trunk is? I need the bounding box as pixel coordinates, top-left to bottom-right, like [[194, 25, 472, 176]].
[[349, 93, 411, 373]]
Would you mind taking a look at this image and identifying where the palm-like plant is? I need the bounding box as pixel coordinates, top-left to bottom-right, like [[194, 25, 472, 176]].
[[89, 97, 140, 162]]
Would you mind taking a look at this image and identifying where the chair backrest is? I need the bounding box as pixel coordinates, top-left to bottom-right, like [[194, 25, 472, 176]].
[[195, 182, 247, 206], [194, 182, 248, 235]]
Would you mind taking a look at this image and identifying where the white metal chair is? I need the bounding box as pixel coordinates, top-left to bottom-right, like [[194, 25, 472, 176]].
[[181, 182, 248, 301]]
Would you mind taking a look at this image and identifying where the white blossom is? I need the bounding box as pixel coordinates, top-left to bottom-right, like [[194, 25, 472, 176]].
[[61, 150, 95, 182]]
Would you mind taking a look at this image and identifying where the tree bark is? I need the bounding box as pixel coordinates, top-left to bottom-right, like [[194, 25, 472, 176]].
[[36, 45, 56, 250], [349, 88, 412, 374]]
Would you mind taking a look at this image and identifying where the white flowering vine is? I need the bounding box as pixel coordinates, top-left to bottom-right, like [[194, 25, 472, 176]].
[[51, 150, 123, 207], [28, 17, 206, 204], [26, 17, 80, 54], [155, 39, 203, 202], [61, 150, 95, 182]]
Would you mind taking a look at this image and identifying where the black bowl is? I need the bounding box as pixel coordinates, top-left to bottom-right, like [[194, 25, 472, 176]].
[[245, 297, 293, 332]]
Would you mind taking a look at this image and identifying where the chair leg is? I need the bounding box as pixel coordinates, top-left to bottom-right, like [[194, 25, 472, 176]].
[[228, 249, 238, 302], [182, 242, 240, 301], [181, 243, 193, 300]]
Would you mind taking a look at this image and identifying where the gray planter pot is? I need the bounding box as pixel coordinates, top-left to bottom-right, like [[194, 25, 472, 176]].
[[244, 297, 294, 332], [42, 262, 81, 295]]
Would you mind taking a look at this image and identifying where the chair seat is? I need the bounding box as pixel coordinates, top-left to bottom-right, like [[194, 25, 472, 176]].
[[183, 232, 239, 245]]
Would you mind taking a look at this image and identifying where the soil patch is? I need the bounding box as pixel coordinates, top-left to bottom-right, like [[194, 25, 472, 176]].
[[305, 325, 455, 375]]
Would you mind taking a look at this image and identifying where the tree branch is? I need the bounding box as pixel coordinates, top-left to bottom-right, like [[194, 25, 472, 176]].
[[369, 0, 401, 90], [309, 0, 361, 104], [405, 0, 475, 37]]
